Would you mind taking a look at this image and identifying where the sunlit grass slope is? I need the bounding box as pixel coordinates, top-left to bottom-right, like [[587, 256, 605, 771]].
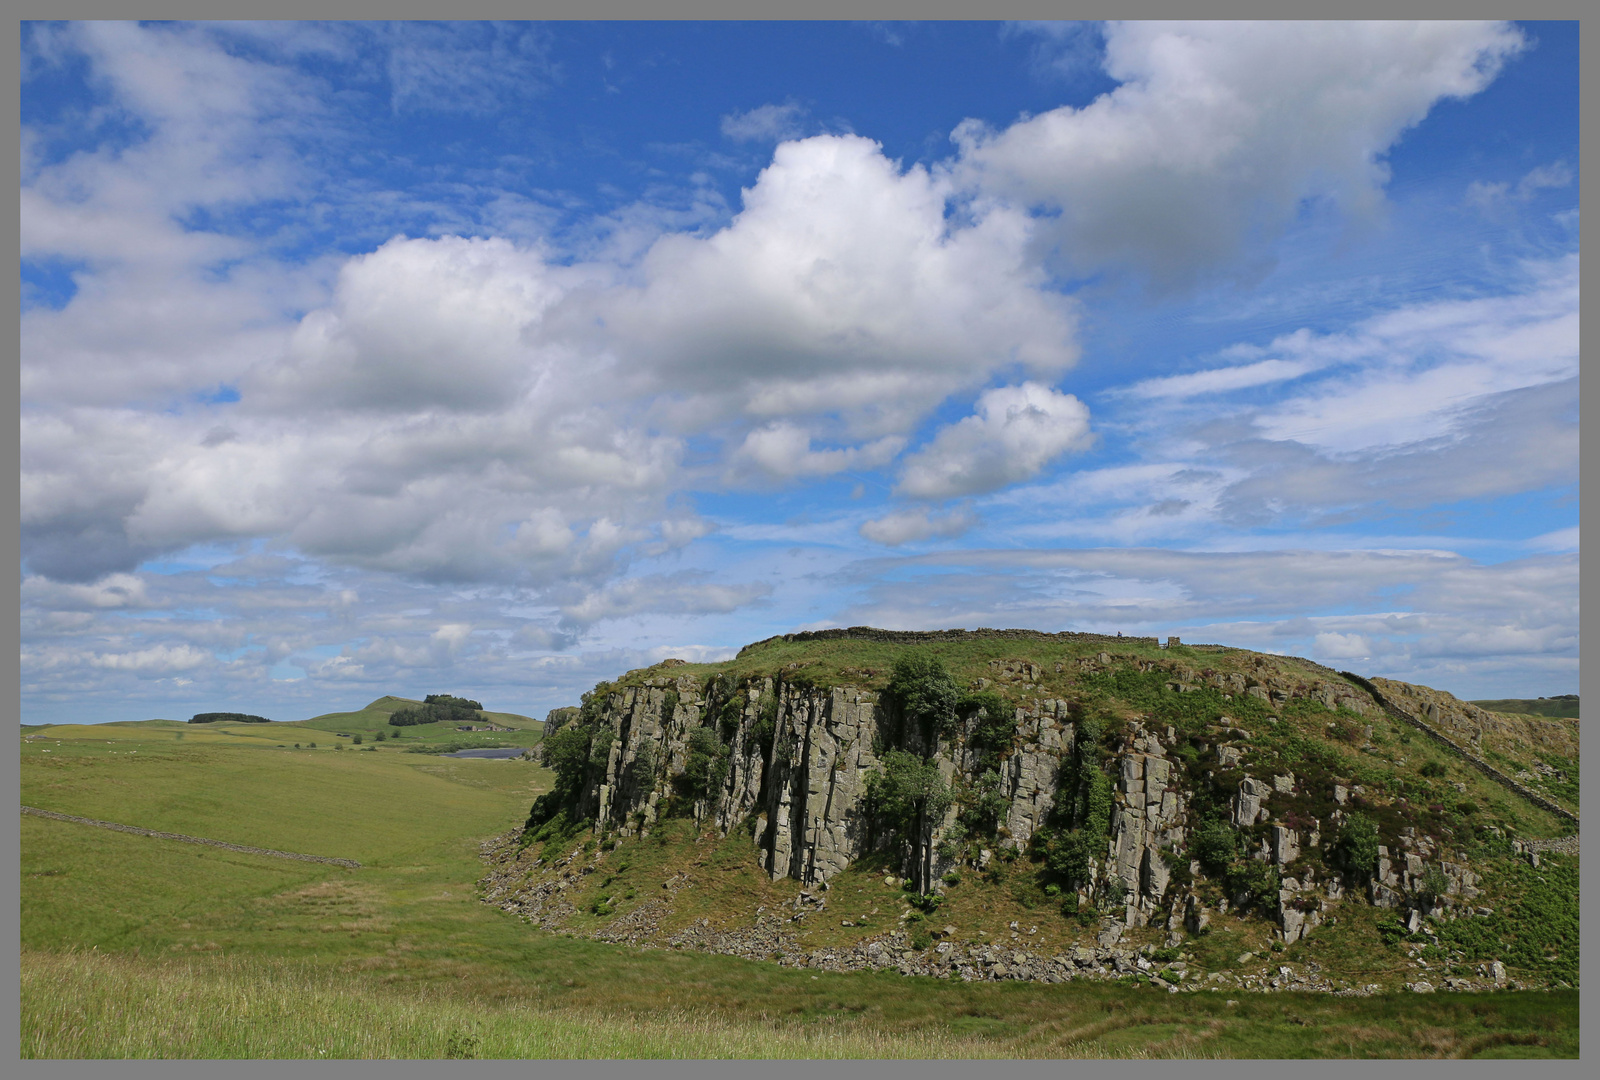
[[20, 721, 1578, 1059]]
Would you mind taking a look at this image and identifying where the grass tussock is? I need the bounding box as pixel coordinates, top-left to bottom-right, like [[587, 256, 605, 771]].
[[20, 949, 1213, 1060]]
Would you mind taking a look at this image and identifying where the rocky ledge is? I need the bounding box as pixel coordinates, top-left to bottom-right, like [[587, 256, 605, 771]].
[[477, 830, 1540, 996]]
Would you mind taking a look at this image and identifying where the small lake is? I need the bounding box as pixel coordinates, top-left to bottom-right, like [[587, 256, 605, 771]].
[[443, 747, 528, 759]]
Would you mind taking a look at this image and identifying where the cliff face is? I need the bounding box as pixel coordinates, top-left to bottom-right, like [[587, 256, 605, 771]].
[[528, 641, 1481, 942]]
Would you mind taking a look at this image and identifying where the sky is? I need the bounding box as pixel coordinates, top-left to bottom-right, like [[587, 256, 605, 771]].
[[19, 20, 1579, 725]]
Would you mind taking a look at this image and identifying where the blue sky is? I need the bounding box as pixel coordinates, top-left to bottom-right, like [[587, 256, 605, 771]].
[[20, 21, 1578, 724]]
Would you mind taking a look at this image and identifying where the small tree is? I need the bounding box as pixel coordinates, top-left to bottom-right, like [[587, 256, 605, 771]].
[[1194, 821, 1238, 875], [680, 726, 728, 802], [960, 690, 1014, 762], [1416, 864, 1451, 906], [1224, 859, 1280, 907], [1335, 811, 1381, 881], [885, 652, 959, 749], [866, 750, 952, 893], [352, 734, 362, 745], [541, 724, 595, 800], [958, 768, 1010, 837]]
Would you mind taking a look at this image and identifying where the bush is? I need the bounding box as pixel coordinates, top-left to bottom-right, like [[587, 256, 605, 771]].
[[375, 730, 386, 741], [885, 652, 959, 747], [1457, 801, 1478, 816], [958, 769, 1009, 837], [865, 750, 952, 892], [1334, 811, 1381, 880], [1417, 865, 1451, 905], [1194, 822, 1238, 875], [1037, 828, 1096, 889], [1223, 859, 1279, 905], [909, 926, 933, 951], [352, 734, 362, 745], [752, 692, 779, 760], [1420, 760, 1448, 778], [1162, 848, 1194, 892], [959, 690, 1014, 758], [626, 743, 657, 791], [541, 724, 596, 798], [717, 692, 747, 744], [680, 726, 729, 801]]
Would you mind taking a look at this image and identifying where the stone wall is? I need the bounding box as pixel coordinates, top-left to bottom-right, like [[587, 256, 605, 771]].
[[1340, 673, 1580, 828], [738, 625, 1162, 656]]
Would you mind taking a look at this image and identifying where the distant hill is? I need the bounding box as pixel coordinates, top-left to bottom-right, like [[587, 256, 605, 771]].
[[297, 696, 544, 737], [1471, 696, 1579, 719]]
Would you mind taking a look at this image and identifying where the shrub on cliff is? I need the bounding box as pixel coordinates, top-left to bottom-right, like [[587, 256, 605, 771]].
[[1194, 821, 1239, 875], [1334, 811, 1381, 880], [957, 768, 1010, 837], [679, 726, 729, 802], [885, 652, 959, 749], [959, 690, 1014, 762], [1223, 859, 1280, 906], [866, 749, 952, 893], [541, 724, 595, 798]]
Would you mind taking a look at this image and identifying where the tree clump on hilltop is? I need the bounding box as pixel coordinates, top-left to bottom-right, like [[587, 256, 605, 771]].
[[189, 712, 271, 724], [388, 694, 484, 727]]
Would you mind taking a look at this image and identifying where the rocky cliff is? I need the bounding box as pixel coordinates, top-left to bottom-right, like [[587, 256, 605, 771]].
[[511, 630, 1573, 966]]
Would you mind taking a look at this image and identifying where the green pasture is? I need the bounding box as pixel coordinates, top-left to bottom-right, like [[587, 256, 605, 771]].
[[20, 720, 1579, 1059]]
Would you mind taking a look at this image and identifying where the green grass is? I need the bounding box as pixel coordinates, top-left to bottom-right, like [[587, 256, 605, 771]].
[[1469, 698, 1579, 720], [21, 948, 1223, 1060], [20, 720, 1580, 1058]]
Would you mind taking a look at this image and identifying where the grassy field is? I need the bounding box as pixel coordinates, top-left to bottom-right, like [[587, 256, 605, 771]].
[[1470, 697, 1579, 720], [21, 720, 1579, 1058]]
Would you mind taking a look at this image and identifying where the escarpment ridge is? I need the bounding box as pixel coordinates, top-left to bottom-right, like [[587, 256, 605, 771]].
[[487, 630, 1577, 993]]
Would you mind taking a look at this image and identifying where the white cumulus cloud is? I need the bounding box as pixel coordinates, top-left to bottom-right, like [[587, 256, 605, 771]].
[[898, 383, 1093, 499], [954, 20, 1525, 287]]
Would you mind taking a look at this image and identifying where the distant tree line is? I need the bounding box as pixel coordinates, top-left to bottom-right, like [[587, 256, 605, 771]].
[[189, 712, 271, 724], [388, 694, 484, 727]]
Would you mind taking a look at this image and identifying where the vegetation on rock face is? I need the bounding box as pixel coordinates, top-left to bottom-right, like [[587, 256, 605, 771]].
[[1333, 812, 1381, 881], [864, 750, 952, 893], [1032, 715, 1116, 892], [959, 690, 1015, 768], [883, 651, 960, 750], [679, 726, 729, 804], [499, 628, 1576, 1006], [1193, 821, 1238, 875]]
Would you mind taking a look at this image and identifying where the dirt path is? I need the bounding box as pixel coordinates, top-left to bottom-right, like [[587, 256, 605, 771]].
[[21, 805, 361, 868]]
